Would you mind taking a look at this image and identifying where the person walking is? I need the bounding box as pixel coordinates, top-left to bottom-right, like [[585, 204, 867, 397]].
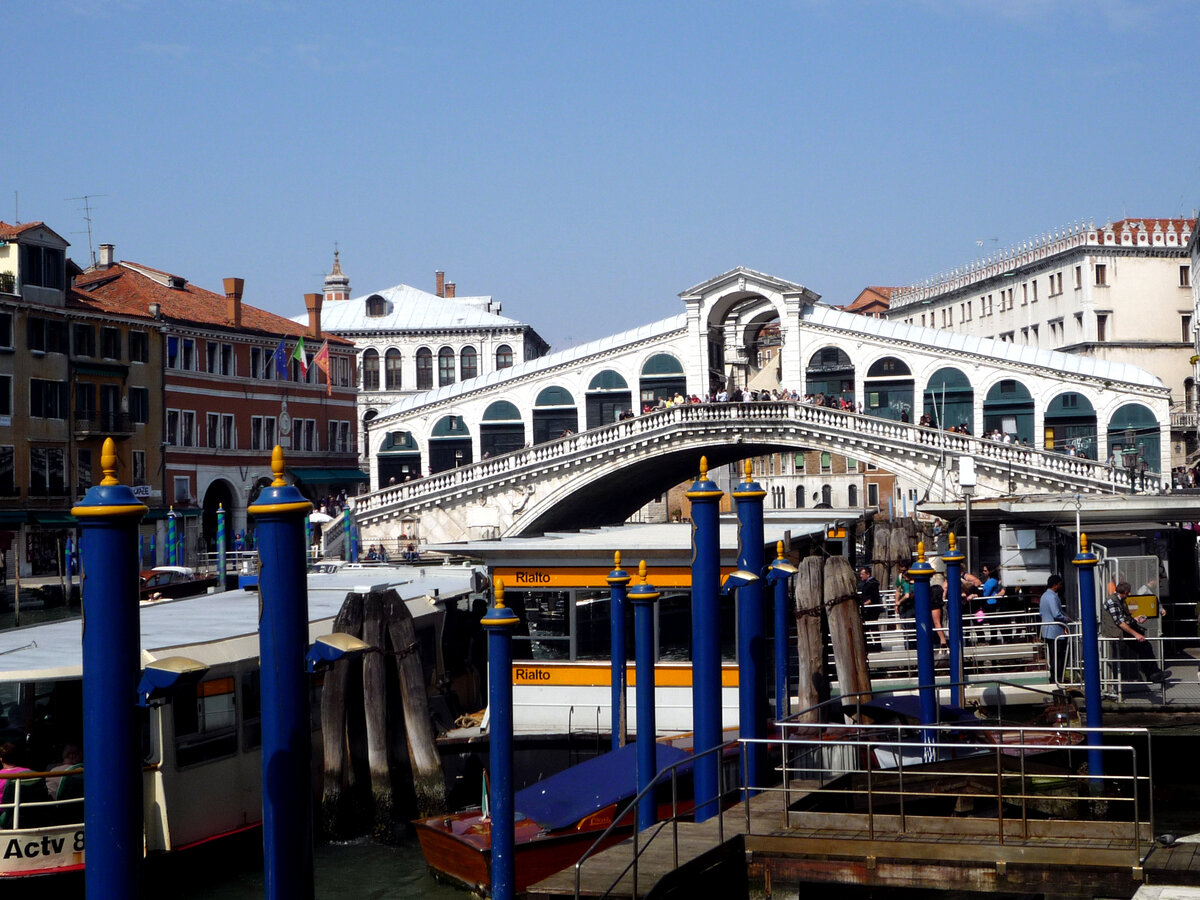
[[1039, 574, 1071, 684], [1104, 581, 1165, 683]]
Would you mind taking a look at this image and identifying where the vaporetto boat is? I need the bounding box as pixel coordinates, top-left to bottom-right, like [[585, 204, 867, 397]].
[[0, 561, 483, 877]]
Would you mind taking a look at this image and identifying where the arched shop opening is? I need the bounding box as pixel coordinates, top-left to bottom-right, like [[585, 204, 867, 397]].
[[201, 478, 236, 553], [429, 416, 472, 473], [532, 387, 579, 444], [377, 430, 422, 484], [923, 367, 974, 432], [1107, 403, 1161, 474], [983, 379, 1034, 444], [639, 353, 686, 407], [805, 347, 855, 406], [585, 370, 632, 429], [1044, 392, 1097, 458], [863, 357, 913, 421], [481, 401, 526, 458]]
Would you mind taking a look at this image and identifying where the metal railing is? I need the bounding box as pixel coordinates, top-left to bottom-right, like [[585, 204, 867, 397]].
[[0, 768, 84, 831]]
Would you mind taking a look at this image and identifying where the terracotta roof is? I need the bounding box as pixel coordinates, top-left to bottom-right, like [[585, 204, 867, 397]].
[[845, 286, 894, 314], [0, 221, 49, 240], [74, 263, 353, 346]]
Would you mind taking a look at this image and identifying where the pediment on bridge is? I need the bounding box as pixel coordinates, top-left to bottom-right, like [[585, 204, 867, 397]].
[[679, 266, 821, 305]]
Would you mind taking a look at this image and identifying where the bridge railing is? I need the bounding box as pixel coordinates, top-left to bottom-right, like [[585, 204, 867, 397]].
[[358, 401, 1154, 515]]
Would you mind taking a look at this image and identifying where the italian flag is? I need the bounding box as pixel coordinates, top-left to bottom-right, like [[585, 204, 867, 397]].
[[292, 335, 308, 378]]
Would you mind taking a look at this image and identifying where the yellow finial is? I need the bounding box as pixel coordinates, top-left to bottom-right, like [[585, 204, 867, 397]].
[[699, 456, 708, 480], [218, 503, 223, 511], [100, 437, 119, 486], [917, 540, 926, 563], [1080, 533, 1089, 553], [948, 532, 957, 551], [494, 576, 506, 608], [271, 445, 287, 487], [743, 458, 753, 483], [776, 540, 785, 561], [614, 551, 622, 569], [638, 560, 647, 584]]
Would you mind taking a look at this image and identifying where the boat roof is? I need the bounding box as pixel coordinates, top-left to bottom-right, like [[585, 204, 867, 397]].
[[0, 563, 482, 681], [514, 742, 691, 830]]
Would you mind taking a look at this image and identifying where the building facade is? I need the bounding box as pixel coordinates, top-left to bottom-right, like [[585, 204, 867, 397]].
[[884, 218, 1195, 468]]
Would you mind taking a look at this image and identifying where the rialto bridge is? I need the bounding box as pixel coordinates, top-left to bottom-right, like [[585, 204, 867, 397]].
[[354, 267, 1170, 544]]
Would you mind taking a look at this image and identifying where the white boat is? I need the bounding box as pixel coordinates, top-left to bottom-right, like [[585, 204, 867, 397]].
[[0, 561, 484, 877]]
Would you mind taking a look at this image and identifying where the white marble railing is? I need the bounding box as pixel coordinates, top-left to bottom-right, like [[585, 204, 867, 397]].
[[357, 401, 1152, 522]]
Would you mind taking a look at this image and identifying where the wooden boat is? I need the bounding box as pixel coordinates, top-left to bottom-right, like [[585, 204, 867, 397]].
[[414, 741, 694, 894], [0, 562, 484, 878]]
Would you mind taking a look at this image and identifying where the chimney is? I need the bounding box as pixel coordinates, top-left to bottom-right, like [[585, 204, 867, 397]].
[[435, 271, 445, 297], [99, 243, 114, 269], [304, 292, 323, 338], [223, 277, 244, 328], [445, 282, 456, 298]]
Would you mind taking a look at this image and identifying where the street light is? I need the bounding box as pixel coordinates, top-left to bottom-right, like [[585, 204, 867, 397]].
[[959, 457, 977, 576]]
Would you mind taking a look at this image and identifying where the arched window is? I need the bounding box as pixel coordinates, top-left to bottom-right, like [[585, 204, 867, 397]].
[[460, 346, 478, 381], [438, 347, 455, 386], [496, 344, 514, 369], [365, 294, 387, 317], [362, 348, 380, 391], [821, 485, 833, 506], [796, 486, 805, 508], [848, 484, 859, 507], [384, 348, 402, 390], [416, 347, 433, 390]]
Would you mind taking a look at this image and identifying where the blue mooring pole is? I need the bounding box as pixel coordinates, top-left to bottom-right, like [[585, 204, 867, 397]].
[[483, 578, 520, 900], [607, 552, 630, 750], [72, 438, 148, 900], [943, 533, 966, 707], [629, 561, 661, 832], [247, 446, 315, 900], [767, 542, 798, 721], [686, 456, 724, 822], [732, 459, 767, 790], [1074, 534, 1104, 780], [908, 541, 937, 729], [216, 503, 227, 591]]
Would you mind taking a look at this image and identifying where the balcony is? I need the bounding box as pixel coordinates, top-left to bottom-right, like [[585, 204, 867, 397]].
[[74, 411, 134, 438]]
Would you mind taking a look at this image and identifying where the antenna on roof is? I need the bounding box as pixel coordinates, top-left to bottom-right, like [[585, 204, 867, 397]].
[[66, 194, 107, 267]]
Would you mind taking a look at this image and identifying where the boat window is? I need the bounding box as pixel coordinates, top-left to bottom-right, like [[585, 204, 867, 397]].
[[574, 590, 634, 662], [241, 670, 261, 750], [506, 590, 571, 660], [174, 676, 238, 767], [658, 592, 736, 663]]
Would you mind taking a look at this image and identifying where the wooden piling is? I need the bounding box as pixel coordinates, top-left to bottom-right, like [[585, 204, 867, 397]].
[[320, 591, 363, 838], [793, 556, 826, 722], [384, 589, 447, 819], [824, 556, 872, 706], [362, 590, 394, 840]]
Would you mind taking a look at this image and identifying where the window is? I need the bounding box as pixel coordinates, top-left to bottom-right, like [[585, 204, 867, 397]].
[[129, 330, 148, 363], [1181, 265, 1191, 288], [206, 341, 219, 373], [250, 347, 263, 379], [220, 414, 234, 450], [820, 452, 832, 474], [19, 244, 64, 289], [251, 416, 276, 451], [362, 349, 380, 391], [221, 343, 233, 376], [129, 387, 149, 424], [73, 324, 95, 357], [415, 348, 433, 389], [336, 355, 350, 387], [181, 411, 195, 447], [29, 446, 65, 496], [167, 409, 179, 446], [821, 485, 832, 505], [30, 379, 69, 418], [1021, 284, 1028, 305], [1095, 264, 1107, 286], [100, 327, 122, 360], [75, 383, 95, 418], [132, 450, 146, 486], [384, 349, 401, 390], [339, 421, 351, 453], [174, 677, 238, 766], [794, 452, 806, 474], [1050, 272, 1063, 295], [27, 317, 67, 354], [1074, 312, 1084, 338], [867, 483, 879, 506], [1074, 266, 1082, 290], [304, 418, 316, 451], [0, 312, 10, 348], [174, 476, 191, 504], [168, 336, 195, 370], [438, 347, 455, 386], [183, 338, 195, 370], [847, 457, 858, 472], [1031, 280, 1038, 302], [263, 416, 276, 450], [241, 670, 261, 750], [848, 484, 858, 506], [365, 295, 387, 317], [205, 413, 218, 448], [1184, 315, 1194, 343], [1098, 314, 1109, 342], [0, 374, 10, 417], [77, 449, 92, 494], [0, 446, 15, 495], [496, 344, 513, 369], [460, 346, 478, 381]]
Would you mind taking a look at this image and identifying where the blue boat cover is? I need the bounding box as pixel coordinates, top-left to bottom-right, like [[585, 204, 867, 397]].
[[514, 742, 692, 831]]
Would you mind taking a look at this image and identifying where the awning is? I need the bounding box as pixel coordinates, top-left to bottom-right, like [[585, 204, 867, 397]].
[[0, 511, 28, 525], [287, 467, 369, 485], [33, 513, 77, 526], [72, 362, 128, 378]]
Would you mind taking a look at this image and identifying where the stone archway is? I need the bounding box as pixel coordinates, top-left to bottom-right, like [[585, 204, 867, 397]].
[[201, 478, 237, 553]]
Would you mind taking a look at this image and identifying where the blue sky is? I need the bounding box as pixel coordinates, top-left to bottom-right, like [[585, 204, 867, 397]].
[[9, 1, 1196, 349]]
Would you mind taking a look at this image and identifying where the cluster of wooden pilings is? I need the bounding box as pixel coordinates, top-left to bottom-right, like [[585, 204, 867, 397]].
[[319, 588, 447, 841]]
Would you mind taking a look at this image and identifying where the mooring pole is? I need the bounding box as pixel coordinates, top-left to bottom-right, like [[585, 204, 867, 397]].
[[607, 552, 630, 750], [483, 578, 520, 900], [629, 561, 661, 832], [908, 541, 938, 728], [248, 446, 315, 900], [216, 503, 227, 591], [1074, 534, 1104, 780], [732, 459, 768, 790], [73, 438, 148, 900], [686, 456, 724, 822], [766, 542, 798, 720], [943, 533, 967, 707]]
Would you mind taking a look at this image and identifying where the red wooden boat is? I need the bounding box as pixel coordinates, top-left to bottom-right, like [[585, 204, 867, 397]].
[[414, 742, 693, 894]]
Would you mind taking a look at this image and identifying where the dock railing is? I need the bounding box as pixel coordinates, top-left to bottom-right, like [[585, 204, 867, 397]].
[[0, 767, 84, 830]]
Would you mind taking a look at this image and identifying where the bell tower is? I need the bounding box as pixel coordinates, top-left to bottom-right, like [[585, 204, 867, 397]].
[[324, 247, 350, 303]]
